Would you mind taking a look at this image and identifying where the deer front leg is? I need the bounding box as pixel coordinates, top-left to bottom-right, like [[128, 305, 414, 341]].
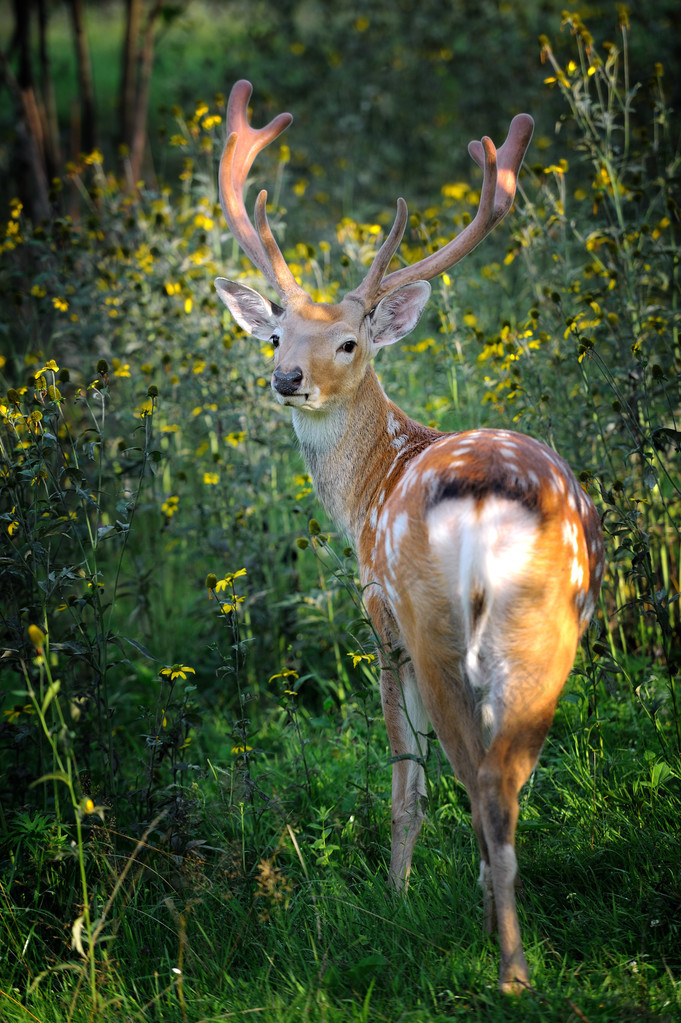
[[380, 662, 430, 890]]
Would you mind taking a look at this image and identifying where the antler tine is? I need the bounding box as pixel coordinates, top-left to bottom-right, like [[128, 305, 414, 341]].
[[219, 80, 305, 300], [253, 189, 303, 292], [350, 113, 534, 308], [467, 112, 534, 219], [345, 198, 409, 306]]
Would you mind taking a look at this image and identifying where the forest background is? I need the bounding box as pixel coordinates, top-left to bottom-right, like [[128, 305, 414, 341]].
[[0, 1, 680, 1020]]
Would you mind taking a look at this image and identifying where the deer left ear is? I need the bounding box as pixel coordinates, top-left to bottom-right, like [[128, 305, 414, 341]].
[[368, 281, 431, 348]]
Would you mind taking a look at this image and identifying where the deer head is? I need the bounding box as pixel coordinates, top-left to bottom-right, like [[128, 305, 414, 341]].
[[214, 80, 534, 416]]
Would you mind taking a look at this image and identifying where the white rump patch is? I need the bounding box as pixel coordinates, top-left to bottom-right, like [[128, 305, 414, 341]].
[[428, 495, 538, 602], [427, 496, 539, 741]]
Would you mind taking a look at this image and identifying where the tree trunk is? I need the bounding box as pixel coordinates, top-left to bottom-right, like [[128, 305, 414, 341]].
[[0, 0, 51, 221], [68, 0, 96, 154], [37, 0, 61, 175], [128, 0, 163, 186], [119, 0, 143, 149]]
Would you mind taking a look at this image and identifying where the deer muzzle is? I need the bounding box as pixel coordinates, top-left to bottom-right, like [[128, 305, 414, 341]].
[[272, 367, 304, 396]]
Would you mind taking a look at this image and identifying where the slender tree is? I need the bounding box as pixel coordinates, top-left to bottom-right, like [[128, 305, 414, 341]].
[[37, 0, 61, 174], [125, 0, 162, 188], [68, 0, 97, 154], [119, 0, 143, 151], [0, 0, 51, 220]]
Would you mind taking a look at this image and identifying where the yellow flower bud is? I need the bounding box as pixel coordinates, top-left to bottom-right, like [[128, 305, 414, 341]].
[[28, 624, 45, 649]]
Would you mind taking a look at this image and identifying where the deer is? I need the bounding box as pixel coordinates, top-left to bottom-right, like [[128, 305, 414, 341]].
[[213, 79, 605, 993]]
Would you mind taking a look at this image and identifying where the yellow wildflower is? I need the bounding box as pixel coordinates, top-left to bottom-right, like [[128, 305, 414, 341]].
[[159, 664, 196, 682]]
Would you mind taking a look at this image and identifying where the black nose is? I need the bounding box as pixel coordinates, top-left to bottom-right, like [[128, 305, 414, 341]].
[[272, 367, 303, 396]]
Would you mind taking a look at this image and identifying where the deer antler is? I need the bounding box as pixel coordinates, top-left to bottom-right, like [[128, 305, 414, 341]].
[[219, 81, 533, 312], [219, 80, 306, 301], [346, 113, 534, 308]]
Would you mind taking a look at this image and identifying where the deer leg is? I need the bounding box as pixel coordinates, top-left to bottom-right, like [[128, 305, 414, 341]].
[[475, 602, 581, 993], [380, 663, 430, 890], [477, 714, 556, 994], [470, 802, 496, 935], [404, 631, 536, 976]]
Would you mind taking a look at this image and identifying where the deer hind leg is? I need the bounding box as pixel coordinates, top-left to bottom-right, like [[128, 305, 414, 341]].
[[380, 662, 430, 891], [477, 650, 577, 993], [397, 632, 496, 923], [476, 731, 540, 993]]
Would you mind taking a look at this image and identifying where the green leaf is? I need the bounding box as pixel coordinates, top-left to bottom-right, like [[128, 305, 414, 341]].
[[115, 634, 158, 660], [42, 679, 61, 714], [30, 771, 71, 789]]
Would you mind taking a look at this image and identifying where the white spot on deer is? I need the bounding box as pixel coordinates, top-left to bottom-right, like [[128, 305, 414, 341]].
[[550, 472, 566, 495], [384, 577, 400, 611], [583, 592, 596, 622], [562, 520, 578, 554], [382, 521, 396, 568], [387, 451, 407, 477], [526, 470, 540, 489], [392, 511, 409, 558], [394, 461, 421, 501], [577, 588, 596, 626], [383, 510, 409, 574], [570, 557, 584, 587], [391, 433, 408, 451], [387, 411, 401, 436]]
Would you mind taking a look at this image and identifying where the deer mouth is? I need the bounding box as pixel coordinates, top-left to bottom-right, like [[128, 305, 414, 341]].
[[274, 390, 310, 408]]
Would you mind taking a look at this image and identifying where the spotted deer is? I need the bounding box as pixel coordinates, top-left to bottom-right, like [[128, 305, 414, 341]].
[[213, 80, 605, 992]]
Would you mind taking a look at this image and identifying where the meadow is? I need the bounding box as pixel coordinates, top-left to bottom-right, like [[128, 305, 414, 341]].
[[0, 3, 679, 1020]]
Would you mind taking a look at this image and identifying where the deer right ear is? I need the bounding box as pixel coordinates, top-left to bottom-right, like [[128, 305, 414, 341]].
[[215, 279, 284, 340]]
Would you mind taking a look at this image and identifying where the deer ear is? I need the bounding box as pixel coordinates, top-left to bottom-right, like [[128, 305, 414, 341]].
[[368, 281, 431, 348], [215, 278, 284, 340]]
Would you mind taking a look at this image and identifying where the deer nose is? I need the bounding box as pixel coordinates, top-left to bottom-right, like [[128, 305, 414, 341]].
[[272, 367, 304, 396]]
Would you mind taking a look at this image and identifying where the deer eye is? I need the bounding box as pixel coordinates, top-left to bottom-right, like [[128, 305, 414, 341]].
[[270, 333, 280, 349], [340, 339, 357, 354]]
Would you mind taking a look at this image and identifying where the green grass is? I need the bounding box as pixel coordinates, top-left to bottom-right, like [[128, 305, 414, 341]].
[[2, 688, 679, 1021]]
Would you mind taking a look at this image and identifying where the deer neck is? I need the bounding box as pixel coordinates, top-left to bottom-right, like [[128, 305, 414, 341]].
[[291, 366, 438, 543]]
